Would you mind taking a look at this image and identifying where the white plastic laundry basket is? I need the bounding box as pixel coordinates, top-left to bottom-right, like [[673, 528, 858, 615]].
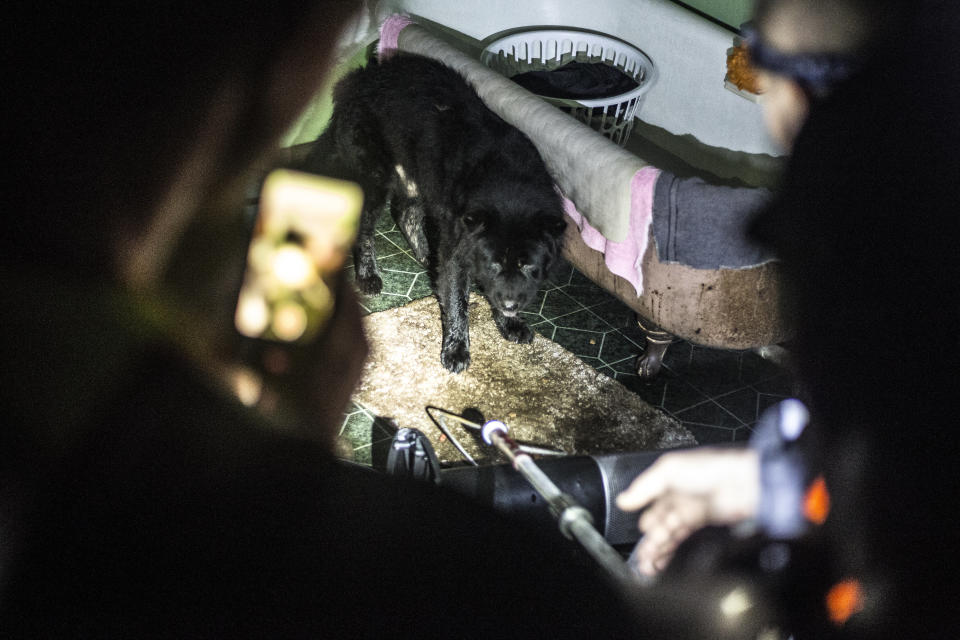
[[481, 29, 655, 146]]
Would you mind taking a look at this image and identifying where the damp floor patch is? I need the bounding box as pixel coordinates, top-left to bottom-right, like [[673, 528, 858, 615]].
[[351, 293, 696, 465]]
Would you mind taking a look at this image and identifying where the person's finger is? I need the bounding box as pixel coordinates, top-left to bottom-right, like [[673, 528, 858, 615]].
[[667, 494, 710, 532], [616, 448, 727, 511], [615, 454, 678, 511], [634, 494, 711, 576], [635, 529, 681, 577], [638, 492, 708, 535]]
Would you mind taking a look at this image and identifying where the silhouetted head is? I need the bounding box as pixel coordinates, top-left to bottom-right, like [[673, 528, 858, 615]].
[[748, 0, 901, 150]]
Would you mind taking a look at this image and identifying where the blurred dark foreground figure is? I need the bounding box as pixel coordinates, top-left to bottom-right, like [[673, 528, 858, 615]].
[[621, 0, 960, 637], [751, 2, 960, 635], [0, 2, 658, 637]]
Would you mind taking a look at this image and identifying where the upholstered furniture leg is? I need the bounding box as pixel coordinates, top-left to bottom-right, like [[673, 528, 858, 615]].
[[635, 314, 674, 381]]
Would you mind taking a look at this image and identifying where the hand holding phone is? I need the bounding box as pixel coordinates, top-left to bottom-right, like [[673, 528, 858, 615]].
[[234, 169, 363, 343]]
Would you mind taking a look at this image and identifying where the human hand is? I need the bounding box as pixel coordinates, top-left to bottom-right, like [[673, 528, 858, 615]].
[[255, 274, 369, 448], [615, 447, 760, 576]]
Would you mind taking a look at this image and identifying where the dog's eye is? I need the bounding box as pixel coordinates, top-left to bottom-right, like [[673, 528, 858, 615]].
[[463, 210, 487, 230]]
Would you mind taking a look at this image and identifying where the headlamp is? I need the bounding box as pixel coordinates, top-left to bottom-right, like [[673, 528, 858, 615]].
[[741, 26, 860, 96]]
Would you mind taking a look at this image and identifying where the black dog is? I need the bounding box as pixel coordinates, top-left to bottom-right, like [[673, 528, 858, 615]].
[[304, 53, 565, 373]]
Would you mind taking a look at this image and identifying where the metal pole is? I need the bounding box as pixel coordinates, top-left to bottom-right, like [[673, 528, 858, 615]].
[[481, 420, 641, 589]]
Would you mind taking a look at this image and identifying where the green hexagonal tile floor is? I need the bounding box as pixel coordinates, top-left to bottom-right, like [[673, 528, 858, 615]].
[[340, 213, 796, 463]]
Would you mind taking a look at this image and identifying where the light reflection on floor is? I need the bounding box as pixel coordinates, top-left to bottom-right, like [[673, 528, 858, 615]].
[[340, 213, 794, 465]]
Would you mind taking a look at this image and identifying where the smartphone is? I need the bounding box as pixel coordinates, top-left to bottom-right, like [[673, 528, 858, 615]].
[[234, 169, 362, 343]]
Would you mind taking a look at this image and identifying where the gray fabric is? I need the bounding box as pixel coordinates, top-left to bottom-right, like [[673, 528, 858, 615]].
[[652, 170, 777, 269]]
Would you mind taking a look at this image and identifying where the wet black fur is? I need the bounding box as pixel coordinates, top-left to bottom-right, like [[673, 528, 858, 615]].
[[303, 53, 566, 373]]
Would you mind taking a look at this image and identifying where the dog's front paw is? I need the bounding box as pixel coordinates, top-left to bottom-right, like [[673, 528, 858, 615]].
[[355, 273, 383, 296], [441, 341, 471, 373], [497, 316, 534, 344]]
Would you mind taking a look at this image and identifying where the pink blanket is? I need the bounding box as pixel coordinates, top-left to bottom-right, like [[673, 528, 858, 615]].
[[377, 14, 413, 60], [378, 14, 659, 296], [562, 167, 661, 297]]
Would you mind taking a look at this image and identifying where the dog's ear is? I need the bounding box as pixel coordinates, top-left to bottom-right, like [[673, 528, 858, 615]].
[[538, 213, 568, 238], [536, 214, 567, 269]]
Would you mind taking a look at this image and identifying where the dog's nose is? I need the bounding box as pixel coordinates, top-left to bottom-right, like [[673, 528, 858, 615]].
[[502, 300, 518, 312]]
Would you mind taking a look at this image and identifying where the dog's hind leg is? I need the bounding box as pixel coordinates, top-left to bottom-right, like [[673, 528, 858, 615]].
[[491, 309, 534, 344], [335, 120, 393, 296], [298, 130, 386, 295], [307, 103, 393, 296], [352, 182, 389, 295], [435, 264, 471, 373], [392, 193, 430, 266]]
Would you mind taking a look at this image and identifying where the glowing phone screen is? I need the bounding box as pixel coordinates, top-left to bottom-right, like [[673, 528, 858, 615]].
[[234, 169, 362, 343]]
